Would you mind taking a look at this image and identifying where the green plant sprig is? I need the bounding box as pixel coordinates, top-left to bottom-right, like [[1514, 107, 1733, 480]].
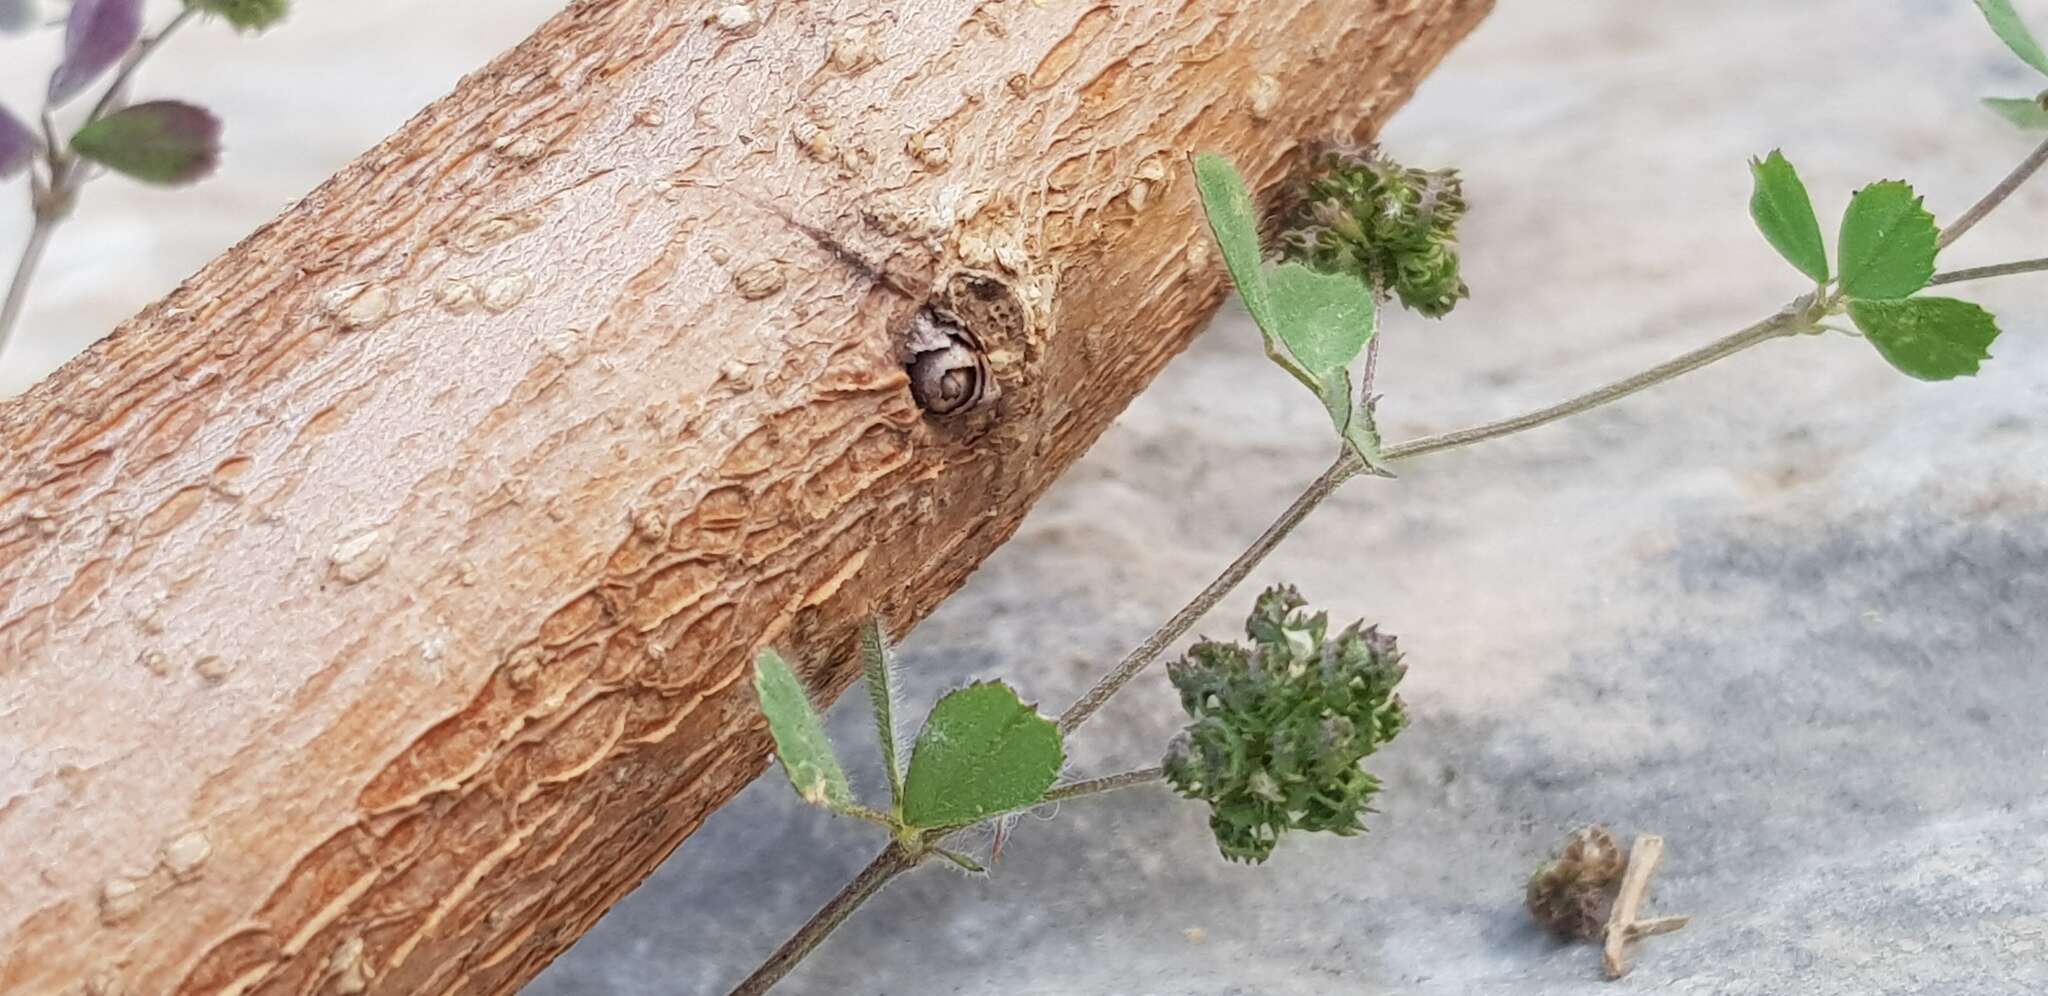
[[730, 6, 2048, 991]]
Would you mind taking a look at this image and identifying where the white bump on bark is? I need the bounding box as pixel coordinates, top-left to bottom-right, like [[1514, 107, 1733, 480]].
[[161, 830, 212, 882], [330, 529, 390, 584], [98, 877, 142, 925], [480, 274, 531, 313], [193, 656, 233, 683], [733, 261, 788, 300], [712, 4, 755, 32], [435, 279, 480, 314], [1248, 74, 1282, 119]]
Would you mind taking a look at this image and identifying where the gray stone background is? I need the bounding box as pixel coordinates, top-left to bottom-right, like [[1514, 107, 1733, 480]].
[[9, 1, 2048, 994]]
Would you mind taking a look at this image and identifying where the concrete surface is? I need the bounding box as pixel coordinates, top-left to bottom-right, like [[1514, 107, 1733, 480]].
[[9, 2, 2048, 994]]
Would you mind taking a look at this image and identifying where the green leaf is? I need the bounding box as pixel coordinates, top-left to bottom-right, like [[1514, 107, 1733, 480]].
[[1192, 153, 1284, 354], [1836, 180, 1938, 300], [900, 681, 1063, 829], [1848, 297, 2001, 381], [1192, 153, 1384, 470], [1984, 95, 2048, 130], [70, 101, 222, 186], [858, 618, 905, 810], [1266, 262, 1377, 378], [1976, 0, 2048, 77], [1192, 154, 1379, 381], [753, 649, 855, 809], [186, 0, 289, 32], [1748, 150, 1829, 284]]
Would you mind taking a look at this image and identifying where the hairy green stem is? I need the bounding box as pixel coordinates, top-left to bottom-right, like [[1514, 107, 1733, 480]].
[[727, 844, 919, 996], [1380, 311, 1801, 462], [1938, 133, 2048, 251], [726, 766, 1163, 996], [1055, 309, 1807, 735], [1056, 450, 1362, 734], [0, 8, 198, 359], [1043, 766, 1166, 803], [1928, 256, 2048, 287]]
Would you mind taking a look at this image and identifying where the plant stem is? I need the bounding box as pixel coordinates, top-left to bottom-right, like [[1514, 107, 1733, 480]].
[[1043, 765, 1166, 803], [728, 765, 1164, 996], [727, 844, 919, 996], [1057, 308, 1808, 734], [84, 8, 201, 127], [1928, 256, 2048, 287], [1380, 311, 1800, 463], [0, 217, 56, 358], [0, 8, 199, 358], [1056, 449, 1363, 734], [1937, 133, 2048, 251]]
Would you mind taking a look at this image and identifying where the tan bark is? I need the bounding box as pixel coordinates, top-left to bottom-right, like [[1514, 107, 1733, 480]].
[[0, 1, 1489, 992]]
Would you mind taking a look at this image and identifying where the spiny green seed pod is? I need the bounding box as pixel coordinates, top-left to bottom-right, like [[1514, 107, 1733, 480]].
[[187, 0, 290, 32], [1280, 147, 1469, 318], [1163, 585, 1408, 863]]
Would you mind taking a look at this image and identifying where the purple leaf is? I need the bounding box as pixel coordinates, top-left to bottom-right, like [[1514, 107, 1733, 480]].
[[0, 103, 34, 179], [48, 0, 143, 106], [70, 100, 221, 186]]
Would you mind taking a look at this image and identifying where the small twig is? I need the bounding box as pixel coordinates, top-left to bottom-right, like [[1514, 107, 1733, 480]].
[[1625, 915, 1691, 941], [1602, 834, 1681, 980], [1938, 133, 2048, 251], [1928, 256, 2048, 287]]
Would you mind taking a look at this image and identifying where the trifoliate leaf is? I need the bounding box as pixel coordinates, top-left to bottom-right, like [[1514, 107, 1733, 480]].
[[0, 103, 32, 179], [900, 681, 1063, 829], [1976, 0, 2048, 77], [48, 0, 141, 105], [1748, 150, 1829, 284], [1192, 152, 1383, 469], [71, 100, 222, 185], [1837, 180, 1937, 300], [186, 0, 289, 32], [753, 648, 855, 809], [1848, 297, 2001, 381], [1984, 95, 2048, 130]]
